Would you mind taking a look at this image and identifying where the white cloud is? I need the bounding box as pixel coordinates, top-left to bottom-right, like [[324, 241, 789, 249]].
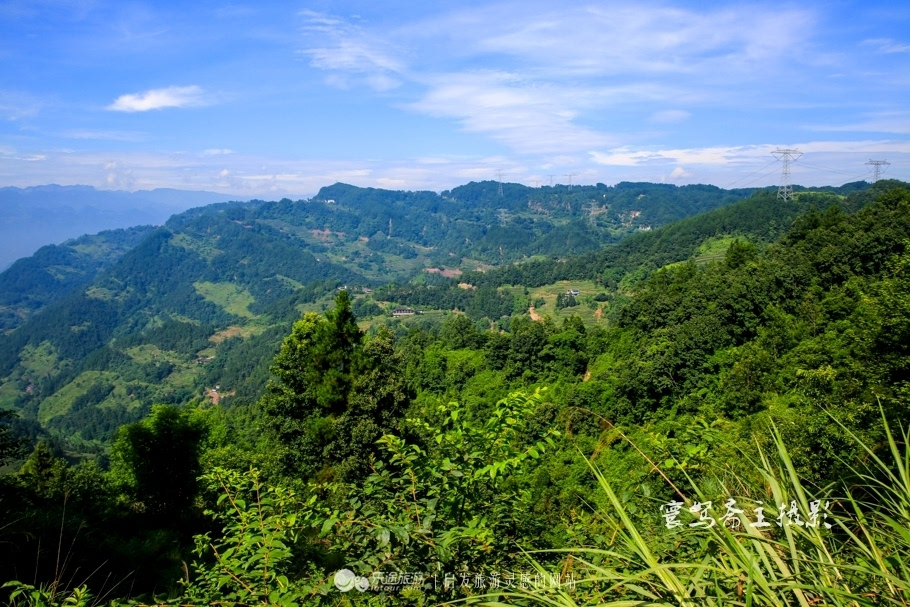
[[298, 4, 814, 159], [410, 71, 617, 154], [472, 5, 810, 78], [299, 11, 403, 91], [667, 167, 692, 181], [377, 177, 406, 188], [0, 90, 41, 120], [650, 110, 691, 124], [203, 148, 235, 155], [803, 112, 910, 135], [61, 129, 149, 141], [107, 85, 209, 112], [861, 38, 910, 54], [104, 161, 135, 189], [590, 145, 772, 167]]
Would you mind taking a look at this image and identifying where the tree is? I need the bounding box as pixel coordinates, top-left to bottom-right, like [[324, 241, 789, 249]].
[[109, 404, 208, 522], [260, 292, 411, 481], [0, 409, 25, 467]]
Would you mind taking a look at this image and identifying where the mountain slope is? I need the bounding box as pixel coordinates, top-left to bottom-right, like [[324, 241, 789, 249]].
[[0, 226, 157, 332]]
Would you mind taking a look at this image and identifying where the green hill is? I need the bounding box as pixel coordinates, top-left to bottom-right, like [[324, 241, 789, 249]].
[[0, 181, 873, 449], [0, 226, 156, 332]]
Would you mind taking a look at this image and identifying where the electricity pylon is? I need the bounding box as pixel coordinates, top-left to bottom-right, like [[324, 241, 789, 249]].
[[772, 148, 802, 201], [865, 159, 890, 183]]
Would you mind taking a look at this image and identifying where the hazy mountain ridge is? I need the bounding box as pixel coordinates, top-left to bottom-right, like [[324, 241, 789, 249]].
[[0, 185, 243, 270]]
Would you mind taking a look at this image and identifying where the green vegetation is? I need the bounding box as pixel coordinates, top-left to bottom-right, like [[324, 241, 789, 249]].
[[0, 226, 155, 332], [1, 179, 909, 606], [193, 281, 257, 319], [0, 180, 768, 448]]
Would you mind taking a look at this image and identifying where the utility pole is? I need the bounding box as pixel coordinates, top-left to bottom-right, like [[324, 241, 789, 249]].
[[563, 173, 578, 192], [495, 169, 505, 196], [865, 159, 890, 183], [771, 148, 802, 202]]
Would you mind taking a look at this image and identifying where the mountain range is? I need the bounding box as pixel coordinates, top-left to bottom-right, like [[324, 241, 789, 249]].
[[0, 179, 872, 450]]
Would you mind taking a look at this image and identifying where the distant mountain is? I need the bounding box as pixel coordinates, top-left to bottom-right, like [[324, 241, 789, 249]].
[[0, 185, 241, 269], [0, 180, 767, 445]]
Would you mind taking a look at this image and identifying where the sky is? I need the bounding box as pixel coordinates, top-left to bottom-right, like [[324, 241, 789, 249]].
[[1, 0, 909, 198]]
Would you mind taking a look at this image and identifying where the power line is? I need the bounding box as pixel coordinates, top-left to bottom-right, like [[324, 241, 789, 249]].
[[736, 166, 786, 189], [725, 158, 780, 188], [772, 148, 802, 202], [563, 173, 578, 191], [798, 161, 868, 177]]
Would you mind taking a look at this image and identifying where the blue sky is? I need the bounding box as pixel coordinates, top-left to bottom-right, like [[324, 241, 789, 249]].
[[1, 0, 908, 197]]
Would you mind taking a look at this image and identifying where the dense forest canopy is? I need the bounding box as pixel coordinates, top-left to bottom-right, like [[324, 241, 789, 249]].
[[1, 179, 909, 606]]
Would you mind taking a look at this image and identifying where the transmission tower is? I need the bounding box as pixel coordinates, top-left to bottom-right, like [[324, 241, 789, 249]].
[[495, 169, 505, 196], [771, 148, 802, 202], [547, 174, 555, 187], [865, 159, 890, 183], [563, 173, 578, 191]]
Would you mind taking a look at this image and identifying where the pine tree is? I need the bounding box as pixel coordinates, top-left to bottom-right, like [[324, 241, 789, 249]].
[[259, 292, 411, 480]]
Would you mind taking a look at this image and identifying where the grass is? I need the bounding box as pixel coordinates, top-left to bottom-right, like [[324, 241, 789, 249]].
[[37, 371, 108, 423], [357, 308, 449, 331], [193, 281, 257, 319], [503, 280, 609, 326], [474, 409, 910, 607], [208, 324, 266, 343], [123, 344, 183, 365], [170, 233, 223, 260], [18, 341, 60, 377]]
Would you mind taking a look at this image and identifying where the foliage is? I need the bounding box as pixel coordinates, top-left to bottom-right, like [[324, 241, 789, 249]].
[[176, 467, 326, 607], [2, 581, 92, 607], [491, 411, 910, 607], [109, 404, 208, 522], [259, 292, 412, 480], [4, 181, 910, 605], [0, 408, 27, 465], [171, 389, 560, 606]]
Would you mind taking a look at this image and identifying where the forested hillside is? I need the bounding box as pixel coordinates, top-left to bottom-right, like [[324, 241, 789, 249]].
[[0, 180, 759, 448], [2, 180, 909, 606], [0, 226, 156, 332]]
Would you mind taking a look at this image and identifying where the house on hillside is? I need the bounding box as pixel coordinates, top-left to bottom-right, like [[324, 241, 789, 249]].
[[392, 307, 415, 317]]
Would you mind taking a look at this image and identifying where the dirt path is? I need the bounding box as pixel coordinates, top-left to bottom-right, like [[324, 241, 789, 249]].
[[529, 306, 541, 321], [205, 388, 235, 405]]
